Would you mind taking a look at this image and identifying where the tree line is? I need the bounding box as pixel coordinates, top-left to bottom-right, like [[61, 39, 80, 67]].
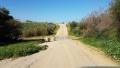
[[22, 22, 56, 37], [0, 7, 57, 43], [0, 7, 22, 42], [68, 0, 120, 41], [68, 0, 120, 61]]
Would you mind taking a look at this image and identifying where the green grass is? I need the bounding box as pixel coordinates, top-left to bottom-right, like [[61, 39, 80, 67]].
[[66, 24, 80, 36], [66, 24, 74, 36], [68, 30, 77, 36], [53, 24, 60, 35], [79, 38, 120, 62], [0, 39, 48, 59]]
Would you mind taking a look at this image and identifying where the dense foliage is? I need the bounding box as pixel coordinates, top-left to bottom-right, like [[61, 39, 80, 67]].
[[0, 7, 22, 42], [22, 22, 56, 37], [110, 0, 120, 23], [0, 7, 58, 42], [80, 38, 120, 61], [68, 1, 120, 41], [68, 0, 120, 61], [0, 39, 48, 59]]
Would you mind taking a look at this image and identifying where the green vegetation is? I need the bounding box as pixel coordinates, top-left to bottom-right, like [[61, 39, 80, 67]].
[[0, 7, 22, 42], [68, 0, 120, 62], [68, 0, 120, 41], [67, 24, 75, 36], [0, 39, 48, 59], [0, 7, 59, 42], [22, 22, 57, 37], [0, 7, 53, 59], [53, 24, 60, 35], [110, 0, 120, 23], [80, 38, 120, 62], [67, 22, 81, 36]]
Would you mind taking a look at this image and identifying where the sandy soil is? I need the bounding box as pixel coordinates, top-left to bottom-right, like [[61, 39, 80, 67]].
[[55, 24, 68, 37], [0, 24, 119, 68]]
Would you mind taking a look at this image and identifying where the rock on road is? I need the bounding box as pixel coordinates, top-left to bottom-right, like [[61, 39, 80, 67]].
[[0, 24, 118, 68]]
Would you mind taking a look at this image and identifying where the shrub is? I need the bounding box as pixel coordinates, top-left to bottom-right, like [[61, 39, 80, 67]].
[[0, 7, 22, 42], [21, 22, 56, 37], [0, 40, 48, 59], [70, 21, 77, 29], [110, 0, 120, 23], [80, 38, 120, 61], [68, 8, 120, 41]]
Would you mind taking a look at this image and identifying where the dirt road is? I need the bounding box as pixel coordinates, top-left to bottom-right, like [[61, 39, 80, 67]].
[[0, 24, 118, 68], [55, 24, 68, 37]]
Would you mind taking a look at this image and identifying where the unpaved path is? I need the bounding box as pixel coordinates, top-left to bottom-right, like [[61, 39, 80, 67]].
[[55, 24, 68, 37], [0, 24, 118, 68]]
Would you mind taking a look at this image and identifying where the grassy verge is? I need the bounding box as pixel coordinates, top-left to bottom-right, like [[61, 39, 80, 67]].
[[66, 24, 72, 35], [0, 39, 48, 59], [79, 38, 120, 62], [66, 24, 78, 36], [53, 24, 60, 35]]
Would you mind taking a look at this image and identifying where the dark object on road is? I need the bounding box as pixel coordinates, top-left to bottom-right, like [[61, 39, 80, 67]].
[[48, 38, 51, 42]]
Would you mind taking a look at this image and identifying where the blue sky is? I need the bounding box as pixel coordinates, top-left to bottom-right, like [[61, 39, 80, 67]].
[[0, 0, 111, 23]]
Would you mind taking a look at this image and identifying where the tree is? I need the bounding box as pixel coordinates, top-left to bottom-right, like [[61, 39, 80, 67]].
[[0, 7, 10, 15], [70, 21, 77, 29], [0, 7, 22, 42], [110, 0, 120, 23]]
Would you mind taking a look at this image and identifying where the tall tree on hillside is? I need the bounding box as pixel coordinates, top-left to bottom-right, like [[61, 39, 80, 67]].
[[70, 21, 77, 29], [0, 7, 22, 42], [110, 0, 120, 24]]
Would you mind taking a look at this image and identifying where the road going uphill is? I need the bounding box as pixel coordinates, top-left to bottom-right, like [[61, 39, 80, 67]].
[[0, 24, 118, 68]]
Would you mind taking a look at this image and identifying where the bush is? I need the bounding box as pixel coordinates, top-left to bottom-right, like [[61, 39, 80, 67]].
[[22, 22, 56, 37], [70, 21, 77, 29], [80, 38, 120, 61], [40, 45, 48, 50], [67, 0, 120, 63], [0, 7, 22, 42], [68, 8, 120, 41], [5, 20, 22, 40], [68, 21, 82, 36], [110, 0, 120, 23], [53, 25, 60, 35], [0, 40, 48, 59]]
